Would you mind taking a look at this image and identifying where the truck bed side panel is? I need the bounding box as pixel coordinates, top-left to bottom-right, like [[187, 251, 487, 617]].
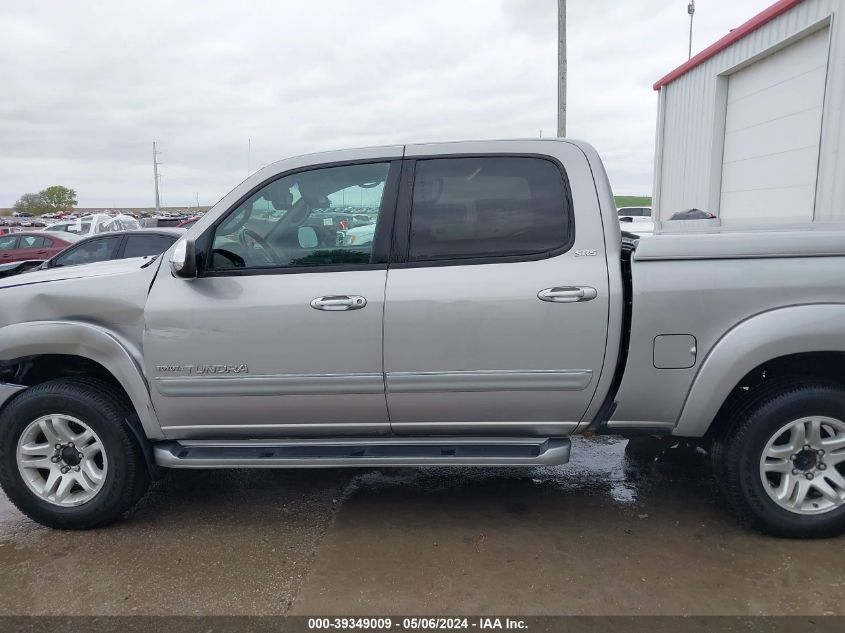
[[609, 251, 845, 432]]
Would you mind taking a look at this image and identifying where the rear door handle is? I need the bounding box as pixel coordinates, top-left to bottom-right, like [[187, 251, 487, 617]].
[[310, 295, 367, 311], [538, 286, 597, 303]]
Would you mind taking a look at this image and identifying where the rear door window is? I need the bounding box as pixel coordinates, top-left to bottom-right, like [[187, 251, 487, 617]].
[[19, 236, 47, 248], [122, 234, 176, 258], [0, 236, 18, 250], [408, 156, 571, 261]]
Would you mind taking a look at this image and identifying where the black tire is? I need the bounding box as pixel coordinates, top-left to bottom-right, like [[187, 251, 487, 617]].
[[0, 377, 150, 529], [711, 381, 845, 538]]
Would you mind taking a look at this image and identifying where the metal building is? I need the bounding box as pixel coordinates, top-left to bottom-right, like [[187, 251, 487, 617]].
[[652, 0, 844, 221]]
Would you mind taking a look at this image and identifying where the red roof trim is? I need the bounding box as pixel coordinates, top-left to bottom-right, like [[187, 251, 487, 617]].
[[653, 0, 805, 90]]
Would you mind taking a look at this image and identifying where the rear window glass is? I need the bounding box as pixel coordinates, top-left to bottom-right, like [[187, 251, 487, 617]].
[[408, 157, 570, 261]]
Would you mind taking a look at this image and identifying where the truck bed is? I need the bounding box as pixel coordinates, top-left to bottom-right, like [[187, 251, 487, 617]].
[[607, 220, 845, 435]]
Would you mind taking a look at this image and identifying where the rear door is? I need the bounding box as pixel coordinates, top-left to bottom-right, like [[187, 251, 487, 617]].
[[14, 235, 51, 261], [384, 141, 609, 436], [0, 235, 20, 262]]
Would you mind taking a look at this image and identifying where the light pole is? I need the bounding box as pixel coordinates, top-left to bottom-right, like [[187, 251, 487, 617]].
[[557, 0, 567, 137], [688, 0, 696, 60], [152, 141, 162, 215]]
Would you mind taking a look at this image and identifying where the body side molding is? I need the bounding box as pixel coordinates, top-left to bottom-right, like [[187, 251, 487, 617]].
[[386, 369, 593, 393]]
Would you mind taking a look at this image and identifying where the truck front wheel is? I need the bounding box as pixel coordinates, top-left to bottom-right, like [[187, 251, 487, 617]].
[[713, 382, 845, 538], [0, 377, 150, 529]]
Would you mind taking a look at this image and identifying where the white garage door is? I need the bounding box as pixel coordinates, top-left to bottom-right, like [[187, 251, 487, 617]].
[[720, 27, 829, 219]]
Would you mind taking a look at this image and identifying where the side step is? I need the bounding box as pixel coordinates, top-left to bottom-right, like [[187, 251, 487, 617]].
[[152, 437, 571, 468]]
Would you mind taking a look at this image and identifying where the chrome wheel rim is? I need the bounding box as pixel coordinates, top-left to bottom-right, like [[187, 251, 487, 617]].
[[759, 416, 845, 515], [16, 414, 108, 507]]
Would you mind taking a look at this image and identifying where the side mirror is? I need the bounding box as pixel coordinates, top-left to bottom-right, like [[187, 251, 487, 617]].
[[170, 237, 197, 278]]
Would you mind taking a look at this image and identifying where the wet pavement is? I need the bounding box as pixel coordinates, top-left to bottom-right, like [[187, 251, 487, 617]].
[[1, 437, 844, 615]]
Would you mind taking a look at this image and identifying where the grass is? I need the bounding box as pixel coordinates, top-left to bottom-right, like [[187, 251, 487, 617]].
[[614, 196, 652, 208]]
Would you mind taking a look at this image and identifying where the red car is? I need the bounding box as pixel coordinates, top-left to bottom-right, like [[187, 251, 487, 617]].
[[176, 216, 201, 229], [0, 231, 82, 263]]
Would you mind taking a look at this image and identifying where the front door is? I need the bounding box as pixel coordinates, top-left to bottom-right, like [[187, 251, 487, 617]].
[[383, 146, 609, 436], [144, 157, 401, 439]]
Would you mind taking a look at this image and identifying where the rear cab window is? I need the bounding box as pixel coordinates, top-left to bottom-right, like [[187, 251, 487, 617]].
[[406, 156, 572, 262], [123, 234, 176, 258]]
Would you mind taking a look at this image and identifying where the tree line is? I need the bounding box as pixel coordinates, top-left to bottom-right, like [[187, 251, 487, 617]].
[[12, 186, 77, 214]]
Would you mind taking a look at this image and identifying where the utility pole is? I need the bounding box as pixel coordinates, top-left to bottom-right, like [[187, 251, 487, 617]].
[[196, 192, 200, 210], [247, 138, 251, 177], [688, 0, 696, 59], [557, 0, 567, 138], [152, 141, 162, 215]]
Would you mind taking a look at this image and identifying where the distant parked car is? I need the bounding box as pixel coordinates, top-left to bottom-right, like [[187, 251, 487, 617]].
[[0, 226, 25, 237], [0, 231, 83, 263], [140, 216, 185, 228], [617, 206, 652, 218], [338, 222, 377, 246], [617, 207, 654, 236], [176, 216, 201, 229], [37, 228, 184, 270], [45, 213, 141, 237]]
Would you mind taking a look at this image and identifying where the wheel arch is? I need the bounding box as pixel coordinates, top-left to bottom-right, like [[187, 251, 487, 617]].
[[674, 304, 845, 438], [0, 321, 162, 439]]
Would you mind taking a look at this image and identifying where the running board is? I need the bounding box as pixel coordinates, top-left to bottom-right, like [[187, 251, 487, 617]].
[[152, 437, 571, 468]]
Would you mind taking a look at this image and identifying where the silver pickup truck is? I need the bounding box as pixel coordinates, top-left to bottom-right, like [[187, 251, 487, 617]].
[[1, 140, 844, 537]]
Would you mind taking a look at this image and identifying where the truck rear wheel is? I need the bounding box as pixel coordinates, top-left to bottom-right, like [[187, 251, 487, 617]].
[[712, 382, 845, 538], [0, 377, 150, 530]]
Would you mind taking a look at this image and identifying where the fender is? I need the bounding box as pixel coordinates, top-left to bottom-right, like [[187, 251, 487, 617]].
[[0, 320, 162, 439], [674, 304, 845, 437]]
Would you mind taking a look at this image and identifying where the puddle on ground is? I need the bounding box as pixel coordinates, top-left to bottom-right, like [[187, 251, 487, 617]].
[[341, 436, 715, 510]]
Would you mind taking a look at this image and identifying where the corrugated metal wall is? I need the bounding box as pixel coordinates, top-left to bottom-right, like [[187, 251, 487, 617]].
[[653, 0, 844, 221]]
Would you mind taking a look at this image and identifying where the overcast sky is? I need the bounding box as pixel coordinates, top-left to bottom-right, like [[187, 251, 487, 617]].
[[1, 0, 774, 208]]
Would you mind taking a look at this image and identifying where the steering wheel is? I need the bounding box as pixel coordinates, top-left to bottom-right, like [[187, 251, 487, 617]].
[[240, 228, 285, 265]]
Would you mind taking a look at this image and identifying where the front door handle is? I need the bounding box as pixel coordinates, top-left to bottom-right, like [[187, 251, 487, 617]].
[[310, 295, 367, 311], [538, 286, 598, 303]]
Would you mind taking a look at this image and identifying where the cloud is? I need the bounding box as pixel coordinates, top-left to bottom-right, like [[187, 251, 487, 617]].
[[0, 0, 774, 207]]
